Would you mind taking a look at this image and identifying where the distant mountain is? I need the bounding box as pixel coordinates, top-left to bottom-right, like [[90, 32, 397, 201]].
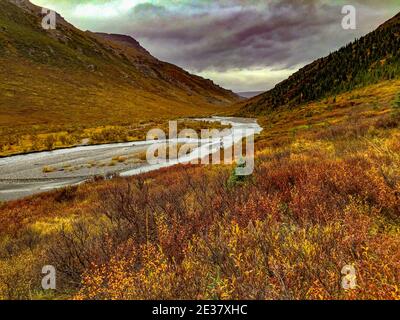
[[239, 12, 400, 115], [236, 91, 265, 98], [0, 0, 238, 134]]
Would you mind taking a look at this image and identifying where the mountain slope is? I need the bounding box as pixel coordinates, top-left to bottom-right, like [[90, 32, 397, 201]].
[[239, 12, 400, 115], [0, 0, 238, 154]]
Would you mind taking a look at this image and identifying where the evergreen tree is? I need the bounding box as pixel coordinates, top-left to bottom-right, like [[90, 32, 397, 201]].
[[243, 12, 400, 115]]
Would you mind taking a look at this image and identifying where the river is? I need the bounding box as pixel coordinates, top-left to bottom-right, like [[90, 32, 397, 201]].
[[0, 117, 262, 201]]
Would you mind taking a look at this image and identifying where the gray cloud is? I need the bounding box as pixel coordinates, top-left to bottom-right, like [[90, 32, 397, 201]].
[[31, 0, 399, 91], [123, 1, 397, 72]]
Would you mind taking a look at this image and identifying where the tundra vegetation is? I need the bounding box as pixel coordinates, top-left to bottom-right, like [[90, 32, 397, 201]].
[[0, 0, 238, 157], [0, 119, 231, 156], [0, 80, 399, 300]]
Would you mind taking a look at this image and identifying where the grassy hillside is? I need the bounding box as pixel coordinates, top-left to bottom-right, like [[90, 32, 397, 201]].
[[0, 0, 238, 156], [0, 80, 399, 300], [239, 12, 400, 115]]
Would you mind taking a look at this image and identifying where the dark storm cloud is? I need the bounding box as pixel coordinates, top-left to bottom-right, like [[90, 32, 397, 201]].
[[31, 0, 399, 90], [116, 0, 398, 72]]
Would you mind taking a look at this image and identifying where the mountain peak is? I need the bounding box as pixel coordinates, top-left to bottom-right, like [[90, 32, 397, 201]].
[[94, 32, 151, 57]]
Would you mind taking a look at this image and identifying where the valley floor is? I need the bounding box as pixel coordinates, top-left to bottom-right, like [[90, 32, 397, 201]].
[[0, 117, 260, 201], [0, 81, 399, 300]]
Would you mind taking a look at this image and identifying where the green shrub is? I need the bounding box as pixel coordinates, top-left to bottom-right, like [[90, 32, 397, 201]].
[[394, 93, 400, 109], [391, 93, 400, 118], [228, 159, 249, 187]]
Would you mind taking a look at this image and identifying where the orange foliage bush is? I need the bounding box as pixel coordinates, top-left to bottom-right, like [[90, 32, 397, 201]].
[[70, 138, 399, 299], [1, 87, 399, 300]]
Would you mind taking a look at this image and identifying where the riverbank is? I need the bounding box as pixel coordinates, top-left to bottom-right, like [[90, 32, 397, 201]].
[[0, 117, 262, 201]]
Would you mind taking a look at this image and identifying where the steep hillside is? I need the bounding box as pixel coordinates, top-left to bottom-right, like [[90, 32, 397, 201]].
[[0, 0, 238, 155], [239, 12, 400, 115]]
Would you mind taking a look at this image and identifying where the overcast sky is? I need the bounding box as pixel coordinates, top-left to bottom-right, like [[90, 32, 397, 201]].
[[31, 0, 399, 92]]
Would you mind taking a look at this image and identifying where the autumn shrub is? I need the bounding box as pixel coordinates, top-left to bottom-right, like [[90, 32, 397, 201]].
[[95, 179, 158, 247], [71, 137, 399, 300], [44, 217, 115, 290], [74, 181, 399, 300], [55, 186, 78, 203], [1, 87, 400, 300], [75, 243, 183, 300], [2, 130, 399, 300], [393, 93, 400, 110], [374, 113, 400, 129], [0, 249, 44, 300], [44, 135, 56, 150]]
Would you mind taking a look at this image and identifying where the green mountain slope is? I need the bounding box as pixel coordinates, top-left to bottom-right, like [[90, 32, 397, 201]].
[[239, 12, 400, 115]]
